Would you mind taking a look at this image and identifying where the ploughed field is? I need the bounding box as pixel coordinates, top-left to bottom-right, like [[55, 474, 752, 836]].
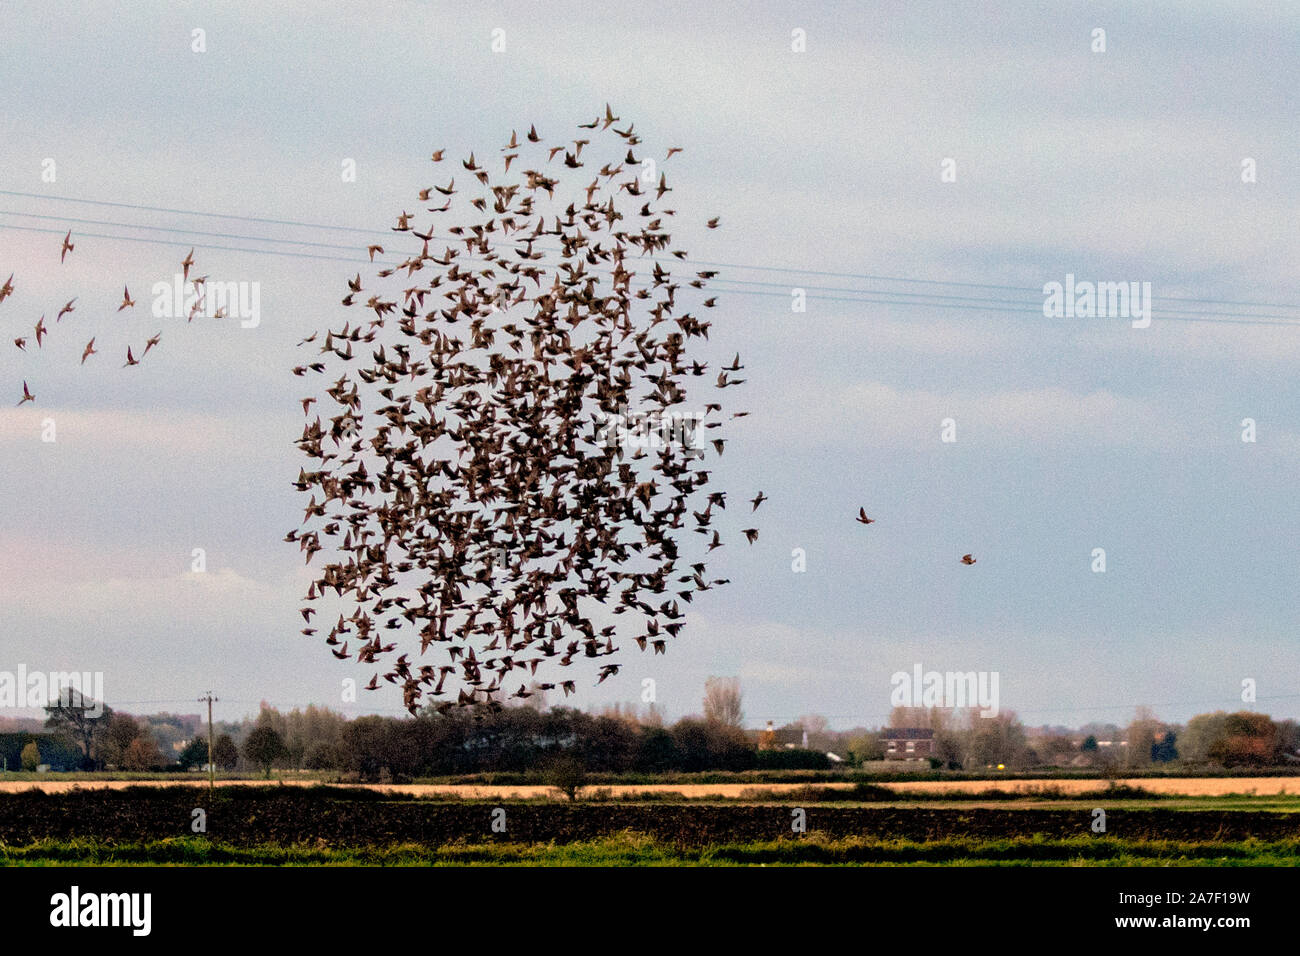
[[3, 785, 1300, 847]]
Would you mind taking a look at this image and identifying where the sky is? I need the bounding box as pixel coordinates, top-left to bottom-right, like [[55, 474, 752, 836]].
[[1, 1, 1297, 729]]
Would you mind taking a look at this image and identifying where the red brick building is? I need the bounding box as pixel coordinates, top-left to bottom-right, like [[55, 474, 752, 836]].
[[881, 728, 934, 760]]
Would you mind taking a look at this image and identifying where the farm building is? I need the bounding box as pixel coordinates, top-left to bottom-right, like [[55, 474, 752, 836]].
[[881, 727, 935, 761]]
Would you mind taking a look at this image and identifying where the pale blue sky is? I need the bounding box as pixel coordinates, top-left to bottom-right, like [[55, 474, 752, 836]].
[[1, 1, 1297, 727]]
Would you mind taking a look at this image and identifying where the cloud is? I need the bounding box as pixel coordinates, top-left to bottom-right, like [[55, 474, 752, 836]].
[[1, 564, 290, 615], [752, 382, 1186, 451], [0, 407, 283, 452]]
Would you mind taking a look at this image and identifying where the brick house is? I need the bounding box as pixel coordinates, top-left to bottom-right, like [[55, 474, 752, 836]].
[[881, 728, 935, 761]]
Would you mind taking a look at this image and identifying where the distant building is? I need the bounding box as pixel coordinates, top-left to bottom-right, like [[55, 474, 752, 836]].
[[756, 722, 812, 751], [881, 728, 934, 761]]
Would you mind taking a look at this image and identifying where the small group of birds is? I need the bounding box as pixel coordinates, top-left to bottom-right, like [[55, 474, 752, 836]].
[[290, 109, 753, 713], [4, 236, 205, 405], [856, 506, 975, 565]]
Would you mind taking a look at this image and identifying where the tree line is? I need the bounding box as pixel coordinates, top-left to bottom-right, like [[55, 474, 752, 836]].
[[29, 685, 1300, 778]]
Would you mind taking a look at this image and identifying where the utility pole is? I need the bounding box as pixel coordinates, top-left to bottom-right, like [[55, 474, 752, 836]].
[[198, 692, 218, 795]]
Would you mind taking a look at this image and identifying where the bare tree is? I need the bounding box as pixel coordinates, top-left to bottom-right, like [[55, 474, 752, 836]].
[[796, 714, 829, 735], [703, 677, 744, 728], [1125, 706, 1163, 768]]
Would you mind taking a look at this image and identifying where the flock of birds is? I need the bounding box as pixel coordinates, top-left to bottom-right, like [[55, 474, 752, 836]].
[[3, 106, 978, 716], [288, 110, 977, 714], [4, 237, 209, 405], [289, 108, 769, 713]]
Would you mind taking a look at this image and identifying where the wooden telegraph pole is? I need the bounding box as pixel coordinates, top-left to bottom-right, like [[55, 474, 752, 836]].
[[198, 692, 218, 795]]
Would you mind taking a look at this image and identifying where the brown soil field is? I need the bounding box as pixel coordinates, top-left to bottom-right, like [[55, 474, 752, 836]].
[[2, 787, 1298, 845], [0, 776, 1293, 798]]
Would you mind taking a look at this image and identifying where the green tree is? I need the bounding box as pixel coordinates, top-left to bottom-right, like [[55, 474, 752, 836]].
[[545, 753, 589, 802], [20, 740, 41, 771], [338, 715, 391, 782], [1151, 731, 1179, 763], [303, 741, 341, 770], [212, 733, 239, 770], [101, 713, 143, 769], [243, 726, 289, 778], [633, 726, 680, 773], [1181, 712, 1229, 764], [43, 690, 112, 770], [283, 704, 348, 770], [670, 717, 755, 771], [847, 732, 884, 765], [177, 736, 210, 770]]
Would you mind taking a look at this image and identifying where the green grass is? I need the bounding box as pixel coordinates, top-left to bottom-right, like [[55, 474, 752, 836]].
[[4, 832, 1299, 866]]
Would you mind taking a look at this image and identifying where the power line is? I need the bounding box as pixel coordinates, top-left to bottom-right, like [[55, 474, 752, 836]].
[[4, 219, 1299, 329], [4, 188, 1298, 312], [0, 208, 396, 256], [0, 222, 365, 266], [0, 189, 380, 235]]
